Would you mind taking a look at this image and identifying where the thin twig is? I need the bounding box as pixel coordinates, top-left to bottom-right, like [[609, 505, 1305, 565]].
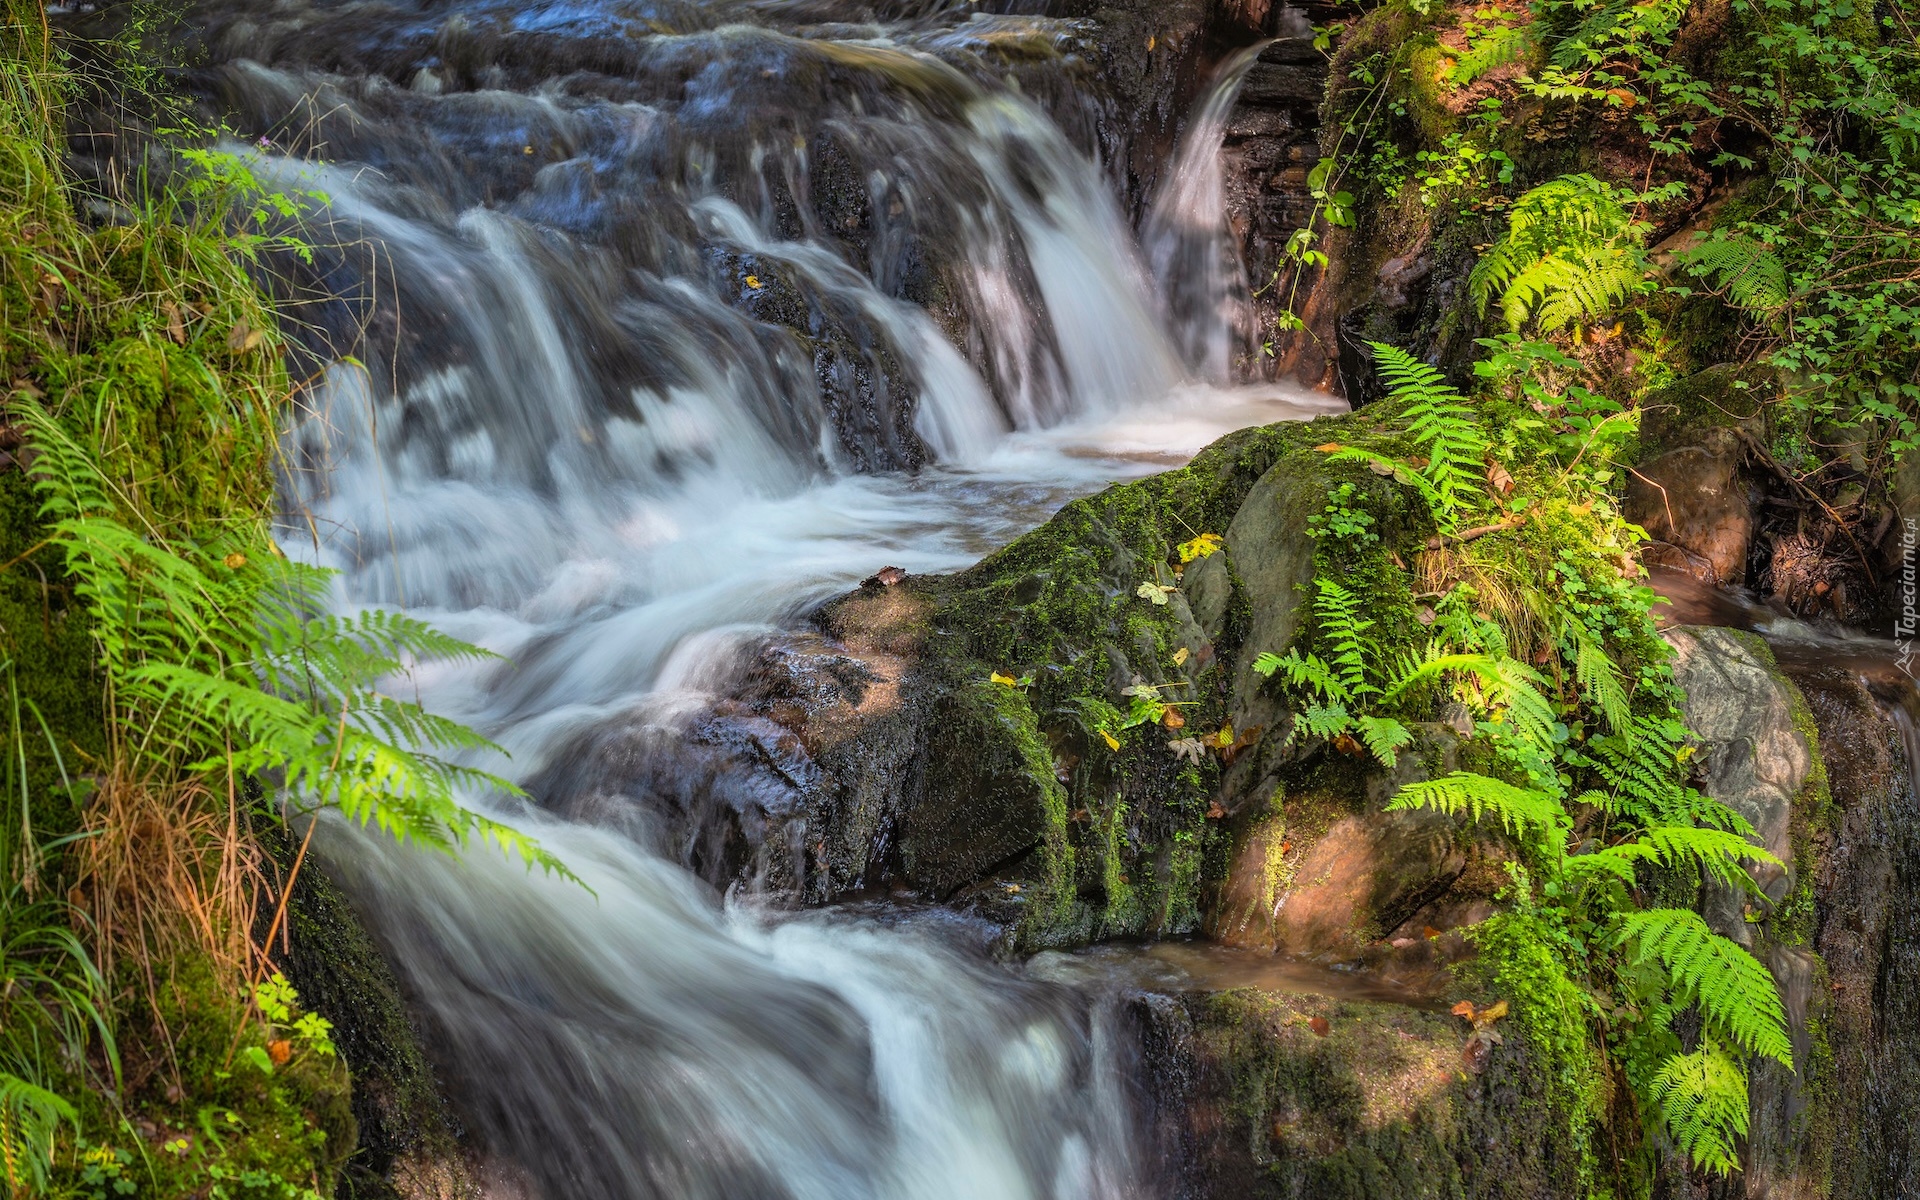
[[1425, 516, 1525, 550]]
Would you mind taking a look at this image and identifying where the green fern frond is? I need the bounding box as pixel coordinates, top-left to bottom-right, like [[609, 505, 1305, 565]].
[[12, 387, 572, 882], [1503, 243, 1649, 331], [1449, 23, 1539, 84], [0, 1073, 77, 1197], [1357, 716, 1414, 767], [1648, 1040, 1750, 1176], [1255, 649, 1349, 705], [1311, 578, 1379, 699], [1615, 907, 1792, 1066], [1389, 771, 1570, 840], [1299, 702, 1355, 740], [1568, 826, 1778, 890], [1680, 234, 1791, 315], [1362, 342, 1489, 529], [1471, 175, 1651, 332], [1568, 624, 1632, 734]]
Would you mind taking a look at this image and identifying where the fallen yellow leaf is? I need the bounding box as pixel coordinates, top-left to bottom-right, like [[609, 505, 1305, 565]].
[[1100, 729, 1121, 751], [1313, 442, 1344, 453], [1172, 646, 1190, 666], [1176, 532, 1223, 563], [745, 275, 764, 290], [223, 552, 248, 570], [990, 671, 1018, 686]]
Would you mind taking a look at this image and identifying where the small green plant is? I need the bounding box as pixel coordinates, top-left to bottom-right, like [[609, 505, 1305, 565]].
[[1305, 482, 1378, 543]]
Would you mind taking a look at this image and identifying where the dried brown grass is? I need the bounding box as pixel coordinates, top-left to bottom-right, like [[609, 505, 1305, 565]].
[[73, 766, 270, 997]]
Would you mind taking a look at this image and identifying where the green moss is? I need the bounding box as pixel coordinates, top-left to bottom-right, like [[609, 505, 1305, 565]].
[[273, 831, 465, 1197], [1455, 909, 1606, 1190], [908, 409, 1438, 948], [1175, 985, 1566, 1198], [62, 954, 354, 1200]]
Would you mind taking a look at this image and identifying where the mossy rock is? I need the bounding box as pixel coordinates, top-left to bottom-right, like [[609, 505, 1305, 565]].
[[1134, 985, 1571, 1198], [270, 832, 473, 1198], [796, 405, 1437, 950]]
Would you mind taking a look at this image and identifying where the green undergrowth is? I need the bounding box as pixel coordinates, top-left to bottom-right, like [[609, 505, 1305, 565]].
[[1295, 0, 1920, 508], [1246, 344, 1804, 1192]]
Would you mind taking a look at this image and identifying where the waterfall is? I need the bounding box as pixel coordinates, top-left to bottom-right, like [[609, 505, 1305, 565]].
[[146, 2, 1343, 1195], [1144, 42, 1272, 384]]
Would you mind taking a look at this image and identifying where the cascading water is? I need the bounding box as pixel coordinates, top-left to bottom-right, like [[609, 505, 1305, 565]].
[[118, 2, 1342, 1195], [1144, 42, 1271, 384]]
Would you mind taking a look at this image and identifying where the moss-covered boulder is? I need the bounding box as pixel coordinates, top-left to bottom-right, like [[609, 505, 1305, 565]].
[[274, 837, 477, 1199], [1133, 985, 1573, 1198], [615, 404, 1505, 960]]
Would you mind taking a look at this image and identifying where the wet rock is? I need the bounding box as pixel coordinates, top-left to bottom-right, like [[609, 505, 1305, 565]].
[[270, 832, 477, 1200], [1627, 429, 1757, 587], [1213, 807, 1466, 959], [1771, 657, 1920, 1199], [1132, 986, 1571, 1198], [1666, 626, 1811, 903]]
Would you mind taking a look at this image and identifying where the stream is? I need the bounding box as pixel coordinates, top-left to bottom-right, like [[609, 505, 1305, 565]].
[[121, 2, 1342, 1197]]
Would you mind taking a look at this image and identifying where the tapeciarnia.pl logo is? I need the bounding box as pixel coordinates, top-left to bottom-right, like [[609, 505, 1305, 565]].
[[1899, 517, 1918, 679]]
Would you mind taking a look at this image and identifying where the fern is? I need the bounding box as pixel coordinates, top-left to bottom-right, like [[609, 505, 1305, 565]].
[[12, 395, 572, 879], [1389, 771, 1570, 841], [1614, 908, 1793, 1066], [1313, 579, 1378, 698], [1566, 825, 1779, 890], [1648, 1040, 1751, 1176], [1679, 234, 1791, 316], [0, 1073, 75, 1197], [1449, 22, 1539, 85], [1331, 343, 1488, 533], [1567, 622, 1633, 734], [1470, 175, 1653, 332], [1356, 715, 1415, 766]]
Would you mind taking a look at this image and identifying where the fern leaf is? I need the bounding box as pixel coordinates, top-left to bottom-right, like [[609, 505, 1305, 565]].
[[1364, 342, 1488, 528], [1679, 234, 1790, 315], [1569, 624, 1632, 734], [1389, 771, 1570, 839], [1357, 715, 1414, 767], [1298, 702, 1354, 740], [1614, 908, 1792, 1066], [0, 1074, 77, 1197], [1634, 825, 1780, 889], [1648, 1040, 1749, 1175], [1449, 22, 1538, 85]]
